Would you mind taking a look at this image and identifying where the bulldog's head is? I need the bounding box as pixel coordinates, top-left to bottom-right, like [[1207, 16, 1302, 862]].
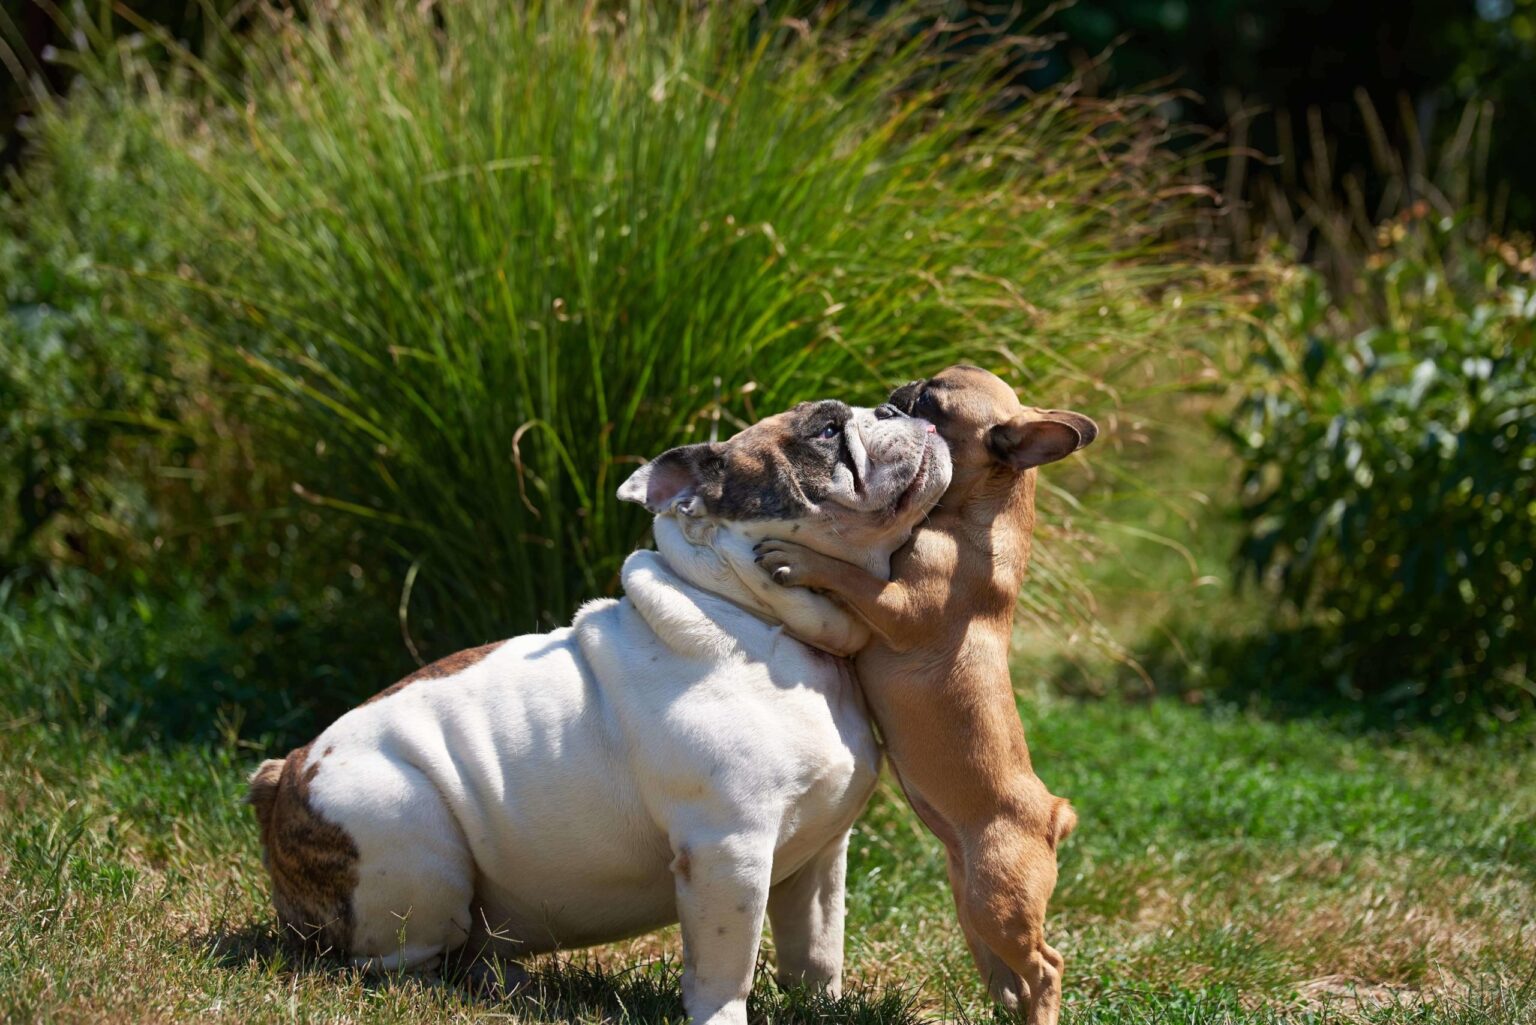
[[619, 400, 951, 654]]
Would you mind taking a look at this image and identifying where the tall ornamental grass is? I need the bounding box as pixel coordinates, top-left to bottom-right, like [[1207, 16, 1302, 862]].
[[20, 2, 1217, 654]]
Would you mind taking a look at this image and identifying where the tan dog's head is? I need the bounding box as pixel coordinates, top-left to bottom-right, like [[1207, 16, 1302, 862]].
[[886, 364, 1096, 505]]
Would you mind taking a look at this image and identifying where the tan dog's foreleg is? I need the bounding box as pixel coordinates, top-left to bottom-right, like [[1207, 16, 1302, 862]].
[[766, 832, 848, 994], [752, 541, 934, 651], [671, 832, 776, 1025]]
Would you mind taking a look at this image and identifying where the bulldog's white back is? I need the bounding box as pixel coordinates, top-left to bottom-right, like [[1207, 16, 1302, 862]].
[[247, 399, 951, 1025], [299, 548, 876, 962]]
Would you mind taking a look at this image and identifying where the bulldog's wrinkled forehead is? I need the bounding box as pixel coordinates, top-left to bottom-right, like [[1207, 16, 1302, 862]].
[[710, 400, 854, 520]]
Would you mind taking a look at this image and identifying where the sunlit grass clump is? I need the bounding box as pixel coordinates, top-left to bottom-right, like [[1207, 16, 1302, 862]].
[[19, 1, 1214, 652]]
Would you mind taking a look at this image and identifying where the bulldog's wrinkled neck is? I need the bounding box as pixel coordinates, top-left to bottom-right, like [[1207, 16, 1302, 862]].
[[646, 512, 884, 657], [650, 515, 773, 621]]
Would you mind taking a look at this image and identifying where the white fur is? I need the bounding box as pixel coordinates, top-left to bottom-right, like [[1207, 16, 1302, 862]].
[[302, 529, 879, 1025], [291, 406, 950, 1025]]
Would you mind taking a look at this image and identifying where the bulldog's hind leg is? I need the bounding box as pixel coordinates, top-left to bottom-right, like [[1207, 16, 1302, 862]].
[[766, 831, 849, 994], [319, 754, 475, 974]]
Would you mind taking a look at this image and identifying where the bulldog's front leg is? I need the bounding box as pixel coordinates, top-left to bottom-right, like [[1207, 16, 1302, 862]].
[[671, 831, 776, 1025], [766, 831, 849, 994]]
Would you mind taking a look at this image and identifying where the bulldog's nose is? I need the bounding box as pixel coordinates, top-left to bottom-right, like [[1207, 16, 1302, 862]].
[[874, 403, 905, 420]]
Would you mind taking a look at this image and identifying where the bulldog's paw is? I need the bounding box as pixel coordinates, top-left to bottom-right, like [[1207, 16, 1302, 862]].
[[753, 539, 816, 588]]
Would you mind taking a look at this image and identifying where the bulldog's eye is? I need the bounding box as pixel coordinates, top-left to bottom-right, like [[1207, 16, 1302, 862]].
[[817, 422, 841, 439]]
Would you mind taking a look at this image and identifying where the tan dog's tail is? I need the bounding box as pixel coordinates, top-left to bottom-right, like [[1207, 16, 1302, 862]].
[[1049, 798, 1078, 849], [246, 758, 286, 830]]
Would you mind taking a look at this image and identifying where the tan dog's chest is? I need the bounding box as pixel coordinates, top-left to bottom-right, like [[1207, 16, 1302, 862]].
[[856, 500, 1041, 819]]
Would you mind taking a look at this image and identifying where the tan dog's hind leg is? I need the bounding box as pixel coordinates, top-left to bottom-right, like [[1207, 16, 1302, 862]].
[[766, 832, 849, 994], [962, 839, 1065, 1025], [944, 849, 1025, 1011]]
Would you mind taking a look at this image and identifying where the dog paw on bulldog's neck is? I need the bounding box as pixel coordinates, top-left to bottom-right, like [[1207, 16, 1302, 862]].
[[618, 399, 951, 657]]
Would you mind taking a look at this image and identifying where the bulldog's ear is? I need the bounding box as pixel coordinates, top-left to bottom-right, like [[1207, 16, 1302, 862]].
[[987, 409, 1098, 470], [617, 443, 716, 514]]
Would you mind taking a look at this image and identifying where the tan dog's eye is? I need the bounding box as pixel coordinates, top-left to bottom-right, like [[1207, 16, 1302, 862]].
[[817, 422, 840, 439]]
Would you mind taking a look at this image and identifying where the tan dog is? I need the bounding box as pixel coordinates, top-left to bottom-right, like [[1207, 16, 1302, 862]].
[[754, 365, 1096, 1025]]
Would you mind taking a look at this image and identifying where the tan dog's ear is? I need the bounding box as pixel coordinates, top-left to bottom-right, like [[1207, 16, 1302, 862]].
[[1049, 798, 1077, 849], [987, 409, 1098, 470]]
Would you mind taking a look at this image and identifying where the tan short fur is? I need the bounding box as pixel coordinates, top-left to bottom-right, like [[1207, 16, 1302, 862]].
[[755, 365, 1096, 1025]]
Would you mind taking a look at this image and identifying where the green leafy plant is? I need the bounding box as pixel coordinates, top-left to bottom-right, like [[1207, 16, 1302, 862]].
[[16, 1, 1217, 659], [0, 82, 198, 575], [1222, 213, 1535, 712]]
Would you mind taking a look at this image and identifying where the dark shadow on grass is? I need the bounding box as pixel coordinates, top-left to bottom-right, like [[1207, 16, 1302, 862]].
[[193, 918, 354, 979], [192, 921, 928, 1024], [515, 956, 928, 1025]]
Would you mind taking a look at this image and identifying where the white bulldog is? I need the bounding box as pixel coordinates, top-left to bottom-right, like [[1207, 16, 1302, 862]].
[[247, 400, 950, 1025]]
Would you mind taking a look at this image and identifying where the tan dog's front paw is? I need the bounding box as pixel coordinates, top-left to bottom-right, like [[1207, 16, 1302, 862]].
[[753, 539, 819, 589]]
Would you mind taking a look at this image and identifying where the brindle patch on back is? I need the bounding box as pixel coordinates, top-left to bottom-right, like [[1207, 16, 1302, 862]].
[[362, 640, 504, 706], [248, 744, 359, 956]]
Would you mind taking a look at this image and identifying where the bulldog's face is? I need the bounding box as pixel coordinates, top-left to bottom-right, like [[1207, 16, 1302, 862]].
[[619, 399, 951, 557]]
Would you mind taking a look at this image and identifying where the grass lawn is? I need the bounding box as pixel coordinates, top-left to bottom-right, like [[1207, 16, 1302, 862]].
[[4, 388, 1532, 1023], [4, 690, 1532, 1024]]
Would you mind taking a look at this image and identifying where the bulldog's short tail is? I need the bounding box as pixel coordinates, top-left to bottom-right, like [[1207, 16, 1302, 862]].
[[247, 758, 286, 830]]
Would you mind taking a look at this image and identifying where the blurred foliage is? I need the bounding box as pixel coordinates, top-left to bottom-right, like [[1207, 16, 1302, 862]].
[[1038, 0, 1536, 229], [0, 0, 256, 165], [0, 1, 1224, 739], [6, 2, 1529, 736], [1220, 215, 1535, 714], [35, 2, 1212, 651], [0, 78, 413, 739], [0, 563, 392, 743], [9, 2, 1536, 230], [0, 84, 195, 577]]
